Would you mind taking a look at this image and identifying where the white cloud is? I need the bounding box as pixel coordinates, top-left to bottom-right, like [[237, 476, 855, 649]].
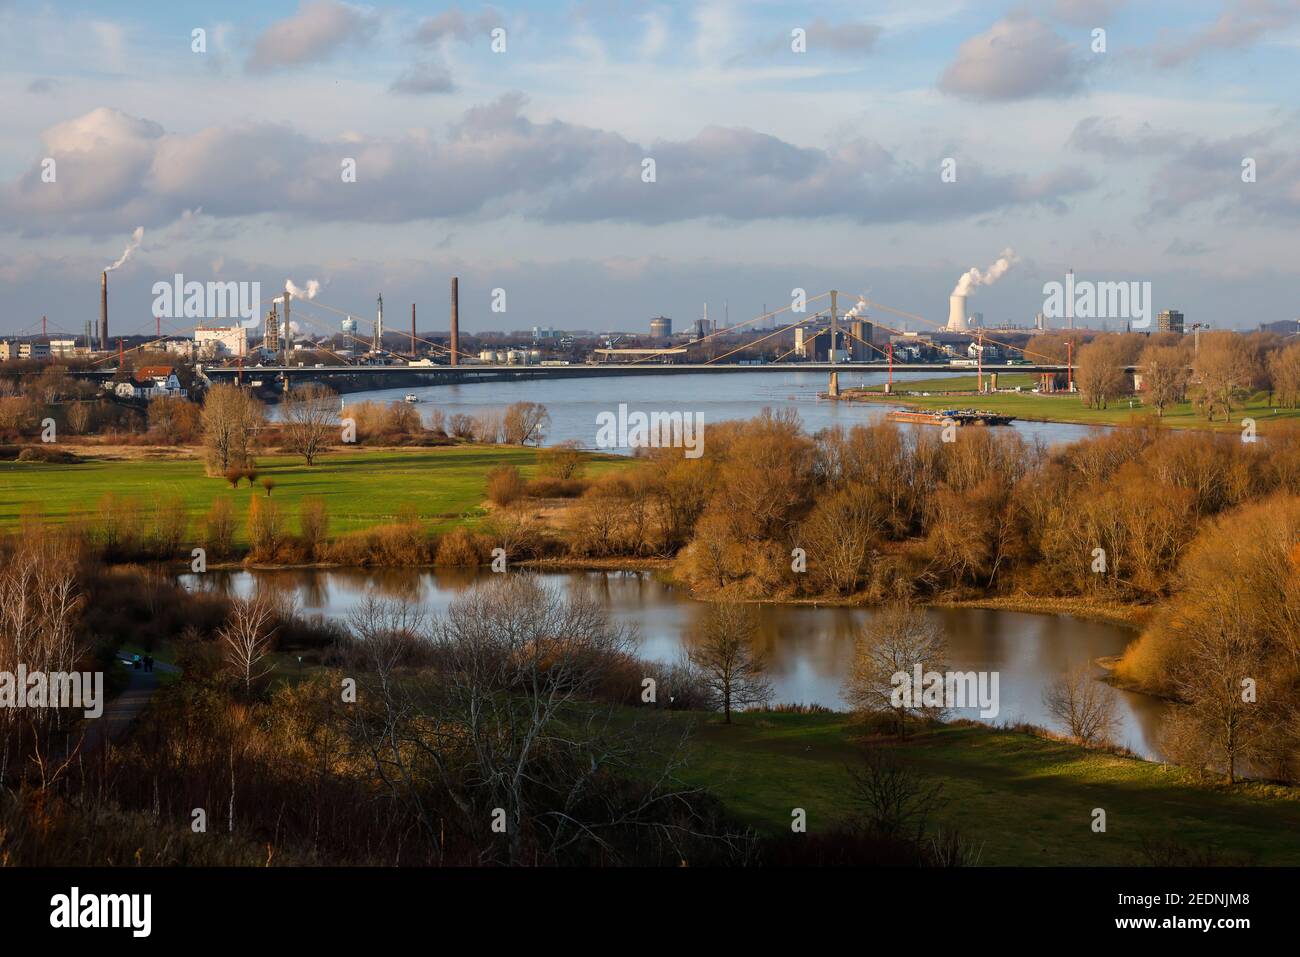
[[939, 14, 1086, 101], [246, 0, 380, 73]]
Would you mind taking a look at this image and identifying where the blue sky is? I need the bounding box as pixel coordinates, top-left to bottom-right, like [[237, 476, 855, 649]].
[[1, 0, 1298, 339]]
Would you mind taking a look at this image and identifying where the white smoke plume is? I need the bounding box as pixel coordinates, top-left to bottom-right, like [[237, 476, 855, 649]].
[[952, 248, 1018, 297], [286, 278, 320, 300], [104, 226, 144, 271], [273, 278, 321, 304], [844, 296, 869, 320]]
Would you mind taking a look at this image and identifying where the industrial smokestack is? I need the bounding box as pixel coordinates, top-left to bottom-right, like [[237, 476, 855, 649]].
[[450, 277, 459, 366], [948, 294, 968, 332], [99, 271, 108, 351]]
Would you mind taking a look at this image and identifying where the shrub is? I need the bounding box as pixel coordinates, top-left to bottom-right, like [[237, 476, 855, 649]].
[[298, 496, 329, 558], [434, 526, 489, 566], [538, 441, 587, 480], [205, 497, 236, 558], [486, 465, 526, 505], [525, 476, 586, 498]]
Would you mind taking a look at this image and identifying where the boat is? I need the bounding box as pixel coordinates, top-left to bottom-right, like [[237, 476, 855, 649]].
[[404, 393, 420, 403], [887, 409, 1014, 427]]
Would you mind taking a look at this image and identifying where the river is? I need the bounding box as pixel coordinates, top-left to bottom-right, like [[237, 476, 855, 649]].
[[282, 369, 1103, 450], [181, 567, 1168, 759]]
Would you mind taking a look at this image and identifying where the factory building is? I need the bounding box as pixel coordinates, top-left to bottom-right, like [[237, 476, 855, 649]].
[[195, 325, 248, 359]]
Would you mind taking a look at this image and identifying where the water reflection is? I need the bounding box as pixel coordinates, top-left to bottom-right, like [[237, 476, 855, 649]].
[[183, 567, 1165, 758]]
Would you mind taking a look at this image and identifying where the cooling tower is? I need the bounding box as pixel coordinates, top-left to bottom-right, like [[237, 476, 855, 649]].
[[947, 294, 968, 332]]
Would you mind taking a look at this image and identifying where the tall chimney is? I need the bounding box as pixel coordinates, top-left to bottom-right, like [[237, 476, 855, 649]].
[[99, 271, 108, 351], [450, 277, 459, 366], [283, 291, 291, 364]]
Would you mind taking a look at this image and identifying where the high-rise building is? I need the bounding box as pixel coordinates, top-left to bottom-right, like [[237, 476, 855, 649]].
[[1158, 309, 1185, 334]]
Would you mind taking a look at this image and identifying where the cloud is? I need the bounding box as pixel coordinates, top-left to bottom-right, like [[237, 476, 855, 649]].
[[1154, 0, 1300, 67], [26, 77, 58, 94], [805, 18, 882, 55], [0, 97, 1097, 235], [410, 6, 499, 45], [1067, 116, 1187, 155], [390, 60, 456, 94], [939, 14, 1086, 100], [246, 0, 379, 73], [1051, 0, 1125, 27], [1068, 115, 1300, 223]]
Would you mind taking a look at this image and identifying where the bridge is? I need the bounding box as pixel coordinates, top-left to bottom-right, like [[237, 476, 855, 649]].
[[194, 360, 1078, 388]]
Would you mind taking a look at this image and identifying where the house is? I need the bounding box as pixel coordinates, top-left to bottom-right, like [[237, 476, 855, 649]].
[[114, 365, 187, 400]]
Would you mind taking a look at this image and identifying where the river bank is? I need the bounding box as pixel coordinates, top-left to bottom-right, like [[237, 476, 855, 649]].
[[832, 381, 1300, 433]]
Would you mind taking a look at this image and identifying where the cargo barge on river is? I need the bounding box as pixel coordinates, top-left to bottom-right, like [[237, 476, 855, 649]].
[[887, 409, 1016, 427]]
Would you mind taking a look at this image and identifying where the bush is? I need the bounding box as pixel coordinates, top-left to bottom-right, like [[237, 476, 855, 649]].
[[538, 441, 586, 480], [204, 498, 236, 558], [486, 465, 526, 505], [525, 476, 586, 498], [298, 496, 329, 559], [16, 446, 80, 464], [434, 526, 489, 566]]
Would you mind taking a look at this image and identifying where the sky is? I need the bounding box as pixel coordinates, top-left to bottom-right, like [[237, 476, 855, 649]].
[[1, 0, 1298, 340]]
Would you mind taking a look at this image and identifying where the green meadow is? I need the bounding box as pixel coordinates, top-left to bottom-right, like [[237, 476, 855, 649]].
[[857, 380, 1300, 432], [673, 713, 1300, 866], [0, 445, 628, 541]]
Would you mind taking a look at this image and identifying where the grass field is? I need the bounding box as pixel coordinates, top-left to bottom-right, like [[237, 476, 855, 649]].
[[854, 381, 1300, 432], [673, 712, 1300, 865], [0, 445, 629, 541]]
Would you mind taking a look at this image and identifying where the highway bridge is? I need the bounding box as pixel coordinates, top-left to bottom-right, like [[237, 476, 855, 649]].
[[190, 360, 1081, 390]]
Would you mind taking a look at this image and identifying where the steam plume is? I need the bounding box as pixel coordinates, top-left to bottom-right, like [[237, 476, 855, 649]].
[[104, 226, 144, 272], [952, 248, 1018, 297]]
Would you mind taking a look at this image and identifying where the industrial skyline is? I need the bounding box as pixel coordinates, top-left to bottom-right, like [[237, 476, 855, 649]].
[[2, 1, 1300, 336]]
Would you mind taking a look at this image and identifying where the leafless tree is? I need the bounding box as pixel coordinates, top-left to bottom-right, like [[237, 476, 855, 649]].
[[1140, 343, 1190, 417], [849, 745, 946, 842], [688, 602, 773, 722], [282, 383, 338, 465], [1043, 663, 1120, 746], [219, 595, 278, 695], [843, 603, 948, 737], [201, 384, 264, 475], [502, 401, 550, 445]]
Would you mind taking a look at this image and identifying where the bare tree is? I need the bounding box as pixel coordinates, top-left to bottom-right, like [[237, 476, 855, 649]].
[[1043, 663, 1120, 746], [843, 603, 948, 737], [201, 384, 264, 475], [1195, 332, 1256, 422], [688, 602, 773, 722], [1140, 343, 1190, 417], [282, 383, 338, 465], [849, 745, 946, 842], [502, 401, 550, 445], [219, 595, 278, 695]]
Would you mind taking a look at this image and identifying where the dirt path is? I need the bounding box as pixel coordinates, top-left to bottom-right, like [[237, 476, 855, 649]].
[[78, 659, 179, 756]]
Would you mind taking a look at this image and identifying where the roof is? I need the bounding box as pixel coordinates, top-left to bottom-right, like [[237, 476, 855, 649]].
[[133, 365, 175, 383]]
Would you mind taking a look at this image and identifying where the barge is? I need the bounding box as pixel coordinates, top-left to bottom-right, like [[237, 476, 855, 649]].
[[887, 409, 1015, 427]]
